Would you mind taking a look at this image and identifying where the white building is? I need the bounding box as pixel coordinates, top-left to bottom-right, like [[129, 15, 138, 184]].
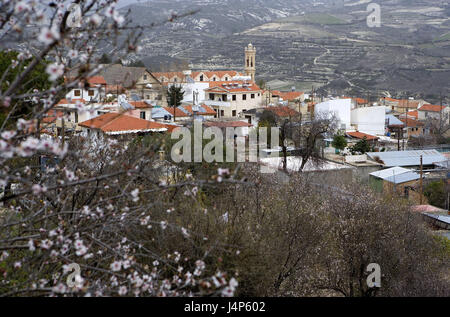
[[65, 76, 107, 103], [168, 81, 210, 104], [315, 99, 352, 130], [350, 106, 386, 136]]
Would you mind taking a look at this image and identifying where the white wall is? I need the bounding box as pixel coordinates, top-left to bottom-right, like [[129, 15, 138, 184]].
[[351, 106, 386, 136], [66, 87, 104, 102], [315, 99, 351, 130], [170, 82, 209, 103]]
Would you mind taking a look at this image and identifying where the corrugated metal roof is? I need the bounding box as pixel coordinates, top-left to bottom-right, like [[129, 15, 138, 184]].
[[384, 171, 420, 184], [385, 114, 403, 126], [367, 150, 447, 167], [370, 167, 411, 179]]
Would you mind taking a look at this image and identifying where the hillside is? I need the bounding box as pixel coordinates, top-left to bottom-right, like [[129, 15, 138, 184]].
[[119, 0, 450, 100]]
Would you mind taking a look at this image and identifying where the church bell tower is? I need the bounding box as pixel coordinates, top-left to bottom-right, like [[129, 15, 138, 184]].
[[244, 43, 256, 81]]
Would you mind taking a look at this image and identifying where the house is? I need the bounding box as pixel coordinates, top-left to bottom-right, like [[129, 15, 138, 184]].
[[268, 90, 305, 108], [97, 64, 165, 105], [179, 104, 216, 121], [369, 166, 424, 202], [152, 106, 190, 122], [399, 117, 426, 138], [78, 112, 178, 137], [52, 99, 94, 132], [342, 96, 369, 108], [418, 104, 449, 124], [241, 106, 300, 127], [203, 81, 263, 118], [154, 70, 245, 84], [120, 101, 153, 121], [385, 114, 404, 138], [204, 120, 253, 137], [315, 99, 352, 131], [65, 76, 107, 102], [380, 97, 424, 113], [366, 150, 447, 168], [346, 131, 379, 146], [350, 106, 386, 136]]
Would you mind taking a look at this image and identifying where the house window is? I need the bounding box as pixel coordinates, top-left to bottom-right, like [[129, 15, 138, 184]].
[[222, 94, 227, 101], [232, 110, 236, 117], [232, 95, 236, 101], [143, 75, 148, 80], [74, 112, 78, 123], [258, 93, 260, 96], [200, 75, 204, 81], [225, 77, 228, 81], [174, 78, 177, 82], [146, 95, 150, 99], [88, 90, 95, 96], [242, 94, 247, 100], [220, 110, 224, 117], [140, 111, 146, 120], [209, 93, 214, 100], [74, 90, 81, 97], [251, 93, 255, 99], [212, 77, 216, 81]]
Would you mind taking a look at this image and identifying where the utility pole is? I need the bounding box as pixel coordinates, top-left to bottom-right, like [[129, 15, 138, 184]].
[[439, 92, 443, 140], [403, 98, 408, 151], [420, 155, 423, 205]]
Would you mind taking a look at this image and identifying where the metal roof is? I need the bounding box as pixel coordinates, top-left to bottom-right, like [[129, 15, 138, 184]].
[[367, 150, 447, 167], [370, 167, 411, 179], [384, 171, 420, 184], [385, 114, 403, 126]]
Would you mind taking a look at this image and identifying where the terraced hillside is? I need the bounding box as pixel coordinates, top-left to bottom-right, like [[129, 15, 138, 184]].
[[120, 0, 450, 99]]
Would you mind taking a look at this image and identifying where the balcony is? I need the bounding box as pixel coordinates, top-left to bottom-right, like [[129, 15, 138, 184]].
[[203, 100, 231, 107]]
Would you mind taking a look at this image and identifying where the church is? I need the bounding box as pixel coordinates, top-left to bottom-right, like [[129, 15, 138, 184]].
[[152, 43, 257, 84]]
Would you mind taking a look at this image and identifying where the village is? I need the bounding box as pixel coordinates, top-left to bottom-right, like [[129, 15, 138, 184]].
[[37, 43, 450, 240]]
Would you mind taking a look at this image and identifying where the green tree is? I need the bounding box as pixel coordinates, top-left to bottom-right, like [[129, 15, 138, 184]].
[[331, 134, 347, 152], [167, 85, 184, 108], [350, 136, 371, 154], [424, 180, 446, 209], [0, 50, 53, 128]]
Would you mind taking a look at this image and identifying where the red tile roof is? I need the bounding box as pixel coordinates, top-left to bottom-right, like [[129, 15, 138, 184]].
[[182, 105, 216, 116], [347, 131, 379, 141], [404, 110, 418, 119], [204, 121, 252, 128], [79, 113, 175, 134], [206, 81, 261, 93], [342, 97, 368, 104], [130, 101, 152, 109], [400, 118, 424, 128], [163, 107, 188, 117], [42, 109, 64, 123], [87, 76, 107, 86], [265, 106, 299, 117], [278, 91, 304, 102], [153, 71, 243, 82], [419, 104, 446, 112]]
